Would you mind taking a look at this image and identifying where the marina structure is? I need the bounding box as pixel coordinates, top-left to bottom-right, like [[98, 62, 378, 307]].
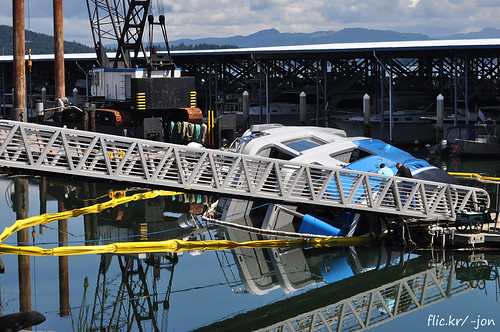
[[2, 39, 500, 138], [0, 1, 497, 243]]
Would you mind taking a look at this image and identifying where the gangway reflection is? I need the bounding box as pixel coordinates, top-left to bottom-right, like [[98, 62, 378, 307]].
[[198, 248, 500, 332], [197, 198, 500, 332]]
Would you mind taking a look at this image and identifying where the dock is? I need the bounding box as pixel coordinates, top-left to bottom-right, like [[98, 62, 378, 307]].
[[454, 224, 500, 246]]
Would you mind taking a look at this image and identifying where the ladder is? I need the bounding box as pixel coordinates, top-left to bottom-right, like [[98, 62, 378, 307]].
[[0, 120, 489, 221]]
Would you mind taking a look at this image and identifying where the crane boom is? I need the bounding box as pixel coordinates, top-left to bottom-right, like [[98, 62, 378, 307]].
[[86, 0, 150, 68], [83, 0, 203, 144]]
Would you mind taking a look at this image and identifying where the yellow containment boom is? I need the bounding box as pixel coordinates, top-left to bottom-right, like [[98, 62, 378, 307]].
[[449, 172, 500, 184], [0, 237, 372, 257], [0, 189, 372, 257], [0, 190, 181, 243]]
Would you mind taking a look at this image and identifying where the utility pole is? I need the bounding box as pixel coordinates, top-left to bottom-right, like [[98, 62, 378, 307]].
[[54, 0, 66, 104], [12, 0, 26, 121]]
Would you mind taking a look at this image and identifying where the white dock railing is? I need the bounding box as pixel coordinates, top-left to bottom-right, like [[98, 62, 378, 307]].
[[0, 120, 489, 221]]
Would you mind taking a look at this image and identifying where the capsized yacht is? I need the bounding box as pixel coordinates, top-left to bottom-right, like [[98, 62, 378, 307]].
[[207, 124, 461, 240], [230, 124, 456, 184]]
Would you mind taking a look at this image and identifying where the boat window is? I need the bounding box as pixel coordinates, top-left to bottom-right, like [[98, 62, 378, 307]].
[[259, 147, 296, 161], [283, 137, 326, 152], [329, 151, 351, 163], [348, 148, 373, 162]]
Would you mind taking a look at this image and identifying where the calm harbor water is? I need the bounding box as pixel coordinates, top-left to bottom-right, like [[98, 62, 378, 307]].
[[0, 151, 500, 331]]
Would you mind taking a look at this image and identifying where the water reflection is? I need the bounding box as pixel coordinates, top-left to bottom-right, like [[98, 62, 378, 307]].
[[0, 174, 499, 331]]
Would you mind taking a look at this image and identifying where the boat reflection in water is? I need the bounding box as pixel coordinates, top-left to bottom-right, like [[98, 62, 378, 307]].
[[0, 175, 499, 331], [205, 198, 499, 331]]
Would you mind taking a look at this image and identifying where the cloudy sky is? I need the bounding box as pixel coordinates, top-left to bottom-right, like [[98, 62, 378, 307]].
[[0, 0, 498, 46]]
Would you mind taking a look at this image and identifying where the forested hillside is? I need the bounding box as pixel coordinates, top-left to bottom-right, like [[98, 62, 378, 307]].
[[0, 25, 93, 55]]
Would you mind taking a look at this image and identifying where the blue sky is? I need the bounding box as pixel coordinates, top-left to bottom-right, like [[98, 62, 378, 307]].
[[0, 0, 498, 47]]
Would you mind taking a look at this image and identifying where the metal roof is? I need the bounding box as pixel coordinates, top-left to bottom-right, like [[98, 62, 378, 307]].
[[1, 38, 500, 62], [170, 38, 500, 56]]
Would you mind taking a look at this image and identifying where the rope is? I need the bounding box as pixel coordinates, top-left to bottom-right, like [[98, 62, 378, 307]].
[[200, 123, 207, 144], [193, 124, 201, 143]]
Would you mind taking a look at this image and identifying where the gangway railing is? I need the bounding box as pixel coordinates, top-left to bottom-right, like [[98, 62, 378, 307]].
[[260, 260, 469, 332], [0, 120, 489, 221]]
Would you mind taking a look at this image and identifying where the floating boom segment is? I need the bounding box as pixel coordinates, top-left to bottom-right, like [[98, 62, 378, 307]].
[[0, 120, 490, 221]]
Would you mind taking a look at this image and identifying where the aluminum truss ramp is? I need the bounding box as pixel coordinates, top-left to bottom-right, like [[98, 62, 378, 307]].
[[0, 120, 489, 221]]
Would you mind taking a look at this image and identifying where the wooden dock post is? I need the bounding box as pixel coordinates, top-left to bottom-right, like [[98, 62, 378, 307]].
[[13, 0, 26, 122], [72, 87, 79, 108]]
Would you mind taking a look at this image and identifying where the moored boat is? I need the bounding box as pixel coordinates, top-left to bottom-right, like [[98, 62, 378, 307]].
[[446, 123, 500, 156], [456, 123, 500, 156], [331, 109, 436, 144]]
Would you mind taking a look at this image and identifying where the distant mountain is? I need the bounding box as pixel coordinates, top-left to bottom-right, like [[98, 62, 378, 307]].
[[2, 24, 500, 54], [171, 28, 430, 48], [171, 27, 500, 48], [444, 27, 500, 40], [0, 25, 93, 55]]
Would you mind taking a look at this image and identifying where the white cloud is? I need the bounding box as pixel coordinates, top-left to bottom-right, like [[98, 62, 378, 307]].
[[0, 0, 499, 47], [409, 0, 420, 8]]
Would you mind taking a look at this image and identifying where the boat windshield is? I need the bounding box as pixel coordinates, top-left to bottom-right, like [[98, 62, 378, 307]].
[[330, 148, 373, 164], [475, 124, 497, 137], [349, 148, 373, 162], [283, 137, 326, 152]]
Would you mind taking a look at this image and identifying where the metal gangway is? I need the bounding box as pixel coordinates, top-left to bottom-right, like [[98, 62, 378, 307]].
[[260, 259, 470, 332], [0, 120, 489, 221]]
